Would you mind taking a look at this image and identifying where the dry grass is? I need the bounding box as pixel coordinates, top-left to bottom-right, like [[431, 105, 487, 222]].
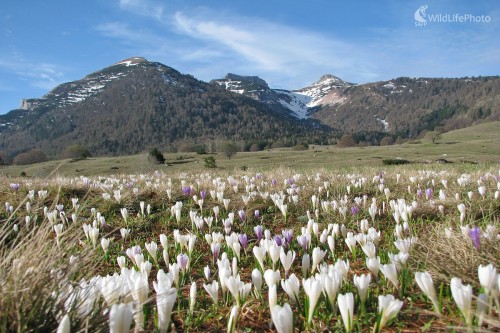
[[411, 223, 499, 286], [0, 197, 105, 332]]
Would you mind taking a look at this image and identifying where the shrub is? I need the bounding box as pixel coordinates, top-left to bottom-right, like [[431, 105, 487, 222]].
[[62, 144, 92, 160], [292, 143, 309, 151], [148, 148, 166, 164], [193, 145, 207, 155], [382, 158, 410, 165], [204, 156, 217, 168], [13, 149, 48, 165]]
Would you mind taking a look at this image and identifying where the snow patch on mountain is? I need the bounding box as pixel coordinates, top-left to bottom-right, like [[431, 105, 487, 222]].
[[53, 72, 129, 107], [116, 57, 147, 67], [275, 91, 311, 119], [276, 75, 354, 118], [213, 73, 354, 119], [376, 117, 390, 131]]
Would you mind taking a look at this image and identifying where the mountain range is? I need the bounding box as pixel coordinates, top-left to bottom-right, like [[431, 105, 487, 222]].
[[0, 57, 499, 159]]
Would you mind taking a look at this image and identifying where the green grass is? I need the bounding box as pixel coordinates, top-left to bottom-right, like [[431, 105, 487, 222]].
[[1, 121, 499, 178]]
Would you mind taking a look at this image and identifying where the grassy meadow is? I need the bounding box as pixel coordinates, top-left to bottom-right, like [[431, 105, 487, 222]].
[[0, 122, 499, 332], [1, 121, 499, 178]]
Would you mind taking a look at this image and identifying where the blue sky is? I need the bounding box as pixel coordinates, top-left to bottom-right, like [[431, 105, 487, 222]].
[[0, 0, 499, 114]]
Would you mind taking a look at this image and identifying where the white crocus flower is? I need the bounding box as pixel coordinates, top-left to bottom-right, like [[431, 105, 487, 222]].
[[380, 263, 399, 289], [251, 268, 262, 296], [415, 271, 440, 314], [311, 247, 327, 273], [203, 280, 219, 304], [303, 276, 323, 324], [478, 264, 497, 296], [374, 294, 404, 333], [109, 303, 133, 333], [353, 273, 371, 305], [450, 277, 473, 327], [270, 303, 293, 333], [279, 248, 296, 277], [281, 273, 300, 304], [338, 292, 354, 332]]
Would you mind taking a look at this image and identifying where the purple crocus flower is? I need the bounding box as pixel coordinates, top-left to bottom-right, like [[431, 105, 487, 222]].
[[238, 234, 248, 250], [211, 243, 220, 262], [274, 235, 283, 246], [10, 183, 20, 191], [351, 206, 359, 216], [238, 209, 245, 222], [126, 245, 142, 262], [417, 189, 423, 199], [182, 186, 192, 197], [469, 227, 481, 250], [254, 210, 260, 219], [297, 235, 308, 251], [254, 225, 263, 241], [200, 190, 207, 200], [271, 179, 277, 186], [282, 229, 293, 244], [425, 188, 433, 200], [287, 178, 294, 186], [177, 253, 189, 272]]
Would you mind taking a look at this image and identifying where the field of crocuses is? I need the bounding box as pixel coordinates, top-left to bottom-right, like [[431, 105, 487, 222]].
[[1, 166, 499, 332]]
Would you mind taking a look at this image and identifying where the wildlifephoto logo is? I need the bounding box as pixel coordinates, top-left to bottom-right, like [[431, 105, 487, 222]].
[[414, 4, 491, 27]]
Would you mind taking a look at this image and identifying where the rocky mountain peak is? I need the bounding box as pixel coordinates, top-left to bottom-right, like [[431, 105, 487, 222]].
[[114, 57, 149, 66], [223, 73, 269, 89], [305, 74, 354, 89]]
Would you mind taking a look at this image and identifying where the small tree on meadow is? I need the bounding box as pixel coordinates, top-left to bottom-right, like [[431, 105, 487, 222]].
[[221, 142, 238, 159], [62, 144, 92, 159], [426, 131, 442, 144]]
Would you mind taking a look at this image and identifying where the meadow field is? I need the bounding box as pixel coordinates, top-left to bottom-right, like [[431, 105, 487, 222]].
[[0, 122, 499, 332], [1, 121, 499, 178]]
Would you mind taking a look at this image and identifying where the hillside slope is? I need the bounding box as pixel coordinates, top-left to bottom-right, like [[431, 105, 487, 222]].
[[0, 58, 330, 157]]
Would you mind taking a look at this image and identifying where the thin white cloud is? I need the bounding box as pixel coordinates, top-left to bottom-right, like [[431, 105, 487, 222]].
[[362, 22, 500, 80], [101, 0, 499, 88], [0, 57, 65, 90], [118, 0, 165, 21], [95, 22, 165, 46], [172, 11, 361, 75], [100, 0, 379, 85]]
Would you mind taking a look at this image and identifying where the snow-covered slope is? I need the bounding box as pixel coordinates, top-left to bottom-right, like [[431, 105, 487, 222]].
[[18, 57, 151, 112], [212, 73, 354, 119]]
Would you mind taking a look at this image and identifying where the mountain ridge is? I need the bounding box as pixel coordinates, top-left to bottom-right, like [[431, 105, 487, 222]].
[[1, 57, 499, 159], [0, 57, 331, 158]]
